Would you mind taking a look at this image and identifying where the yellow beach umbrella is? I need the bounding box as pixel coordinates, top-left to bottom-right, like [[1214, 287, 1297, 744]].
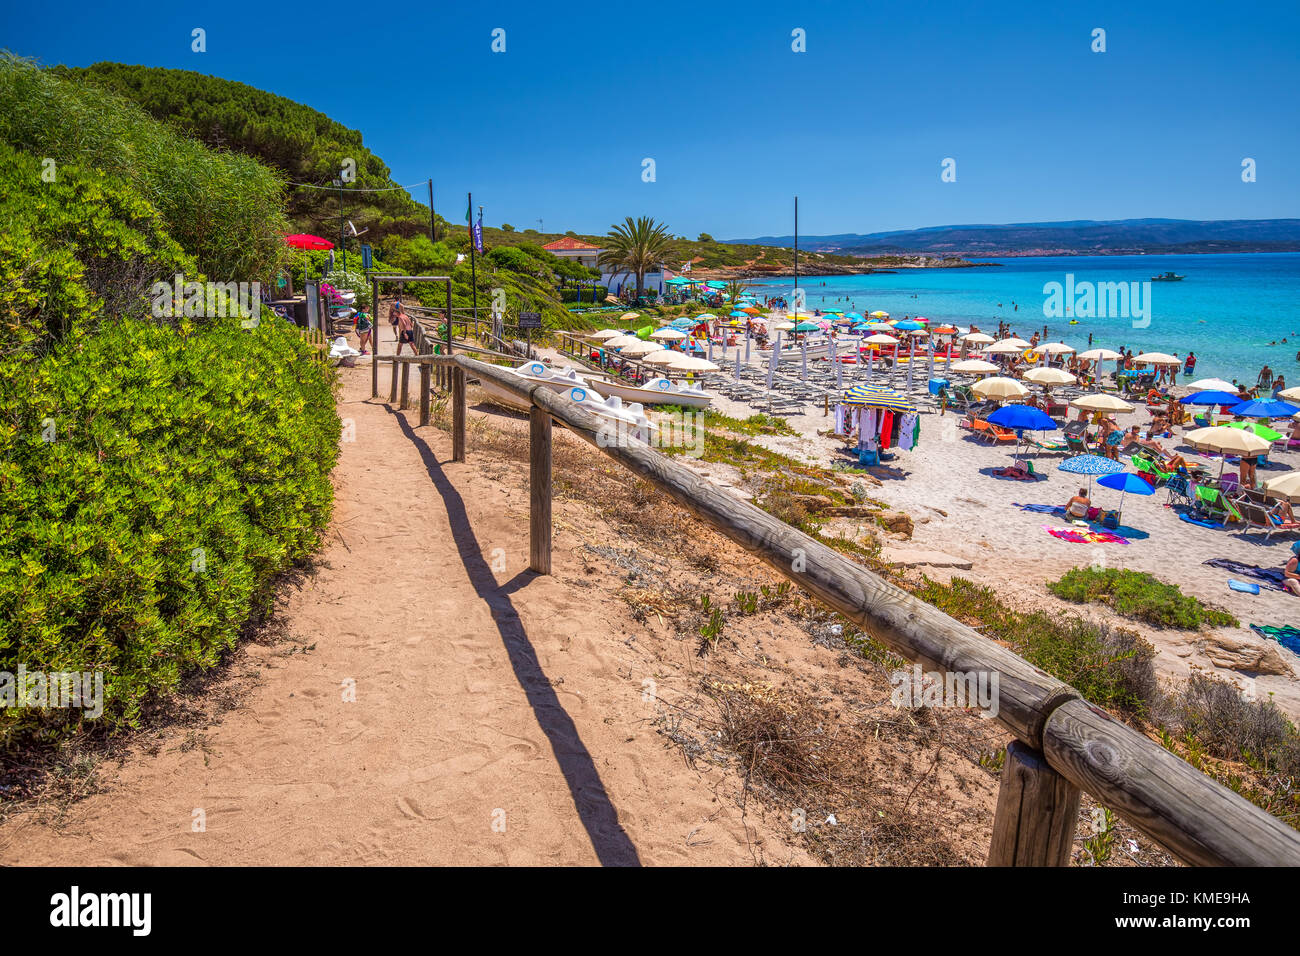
[[971, 376, 1028, 400], [1024, 367, 1077, 385]]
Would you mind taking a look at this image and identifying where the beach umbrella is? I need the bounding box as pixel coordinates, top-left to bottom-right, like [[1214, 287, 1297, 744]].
[[649, 327, 687, 340], [1024, 367, 1076, 386], [1226, 421, 1283, 442], [793, 321, 821, 332], [800, 338, 808, 380], [1133, 352, 1180, 365], [988, 404, 1058, 431], [844, 312, 864, 321], [772, 321, 796, 331], [1230, 399, 1300, 419], [1058, 453, 1125, 494], [991, 404, 1058, 464], [621, 312, 641, 321], [961, 332, 995, 344], [1186, 377, 1237, 393], [1032, 342, 1075, 355], [604, 334, 640, 348], [841, 384, 915, 412], [672, 355, 719, 372], [1264, 472, 1300, 501], [1070, 393, 1135, 413], [870, 311, 890, 318], [1184, 426, 1271, 455], [971, 376, 1028, 401], [766, 330, 781, 388], [821, 307, 844, 314], [1181, 390, 1239, 406], [696, 313, 717, 321], [284, 233, 334, 250], [742, 306, 761, 315], [589, 329, 626, 340], [1076, 348, 1123, 361], [863, 333, 898, 345], [734, 349, 742, 382], [1097, 470, 1155, 519], [997, 337, 1032, 348], [1277, 386, 1300, 402], [985, 339, 1028, 354], [894, 320, 924, 331], [950, 359, 1000, 375], [620, 340, 666, 357], [728, 310, 749, 318], [643, 350, 684, 366]]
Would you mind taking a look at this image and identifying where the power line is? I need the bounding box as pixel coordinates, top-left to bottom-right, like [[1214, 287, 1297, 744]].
[[285, 180, 431, 193]]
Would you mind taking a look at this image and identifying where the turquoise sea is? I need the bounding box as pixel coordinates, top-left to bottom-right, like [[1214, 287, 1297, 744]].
[[747, 253, 1300, 384]]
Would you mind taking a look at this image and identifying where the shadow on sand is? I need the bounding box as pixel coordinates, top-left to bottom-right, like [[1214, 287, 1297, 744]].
[[385, 404, 642, 866]]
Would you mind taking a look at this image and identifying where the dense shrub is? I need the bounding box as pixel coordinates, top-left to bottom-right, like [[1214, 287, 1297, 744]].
[[0, 316, 339, 743], [0, 54, 289, 283], [1173, 675, 1300, 775], [914, 577, 1158, 716], [1048, 567, 1238, 629]]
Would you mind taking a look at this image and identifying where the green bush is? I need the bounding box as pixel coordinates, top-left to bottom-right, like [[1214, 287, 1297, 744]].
[[914, 577, 1158, 716], [1048, 567, 1238, 630], [0, 54, 289, 283], [0, 316, 339, 743]]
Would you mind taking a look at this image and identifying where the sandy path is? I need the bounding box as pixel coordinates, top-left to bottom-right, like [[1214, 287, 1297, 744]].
[[0, 323, 802, 866]]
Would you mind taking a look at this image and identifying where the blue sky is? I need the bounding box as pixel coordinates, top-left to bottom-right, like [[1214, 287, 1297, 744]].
[[4, 0, 1298, 239]]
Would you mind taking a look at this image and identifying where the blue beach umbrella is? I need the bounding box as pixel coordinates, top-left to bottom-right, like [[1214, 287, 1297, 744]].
[[987, 404, 1058, 432], [1097, 470, 1155, 519], [894, 321, 923, 331], [1058, 453, 1124, 493], [1180, 390, 1239, 406], [1229, 399, 1300, 419]]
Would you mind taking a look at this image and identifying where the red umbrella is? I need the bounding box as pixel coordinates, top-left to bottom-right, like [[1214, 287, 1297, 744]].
[[284, 234, 334, 250]]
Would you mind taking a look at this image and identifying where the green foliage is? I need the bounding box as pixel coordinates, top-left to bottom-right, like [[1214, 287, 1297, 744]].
[[914, 577, 1158, 716], [0, 54, 289, 283], [57, 61, 431, 242], [0, 317, 339, 744], [0, 141, 196, 354], [598, 217, 674, 300], [1048, 567, 1238, 630]]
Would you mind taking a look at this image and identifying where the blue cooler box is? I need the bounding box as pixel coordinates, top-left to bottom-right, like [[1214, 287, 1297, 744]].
[[928, 378, 949, 396]]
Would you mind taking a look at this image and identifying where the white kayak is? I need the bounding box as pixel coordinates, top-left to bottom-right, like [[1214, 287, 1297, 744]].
[[595, 376, 712, 409], [478, 360, 604, 412]]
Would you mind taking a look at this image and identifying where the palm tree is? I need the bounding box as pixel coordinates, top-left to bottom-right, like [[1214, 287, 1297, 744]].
[[724, 279, 750, 310], [598, 216, 673, 304]]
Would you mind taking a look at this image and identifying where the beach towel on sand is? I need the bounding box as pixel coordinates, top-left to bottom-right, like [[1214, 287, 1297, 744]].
[[1228, 579, 1261, 595], [1014, 503, 1064, 515], [1249, 625, 1300, 656], [992, 466, 1039, 481], [1203, 558, 1286, 587], [1043, 525, 1129, 545]]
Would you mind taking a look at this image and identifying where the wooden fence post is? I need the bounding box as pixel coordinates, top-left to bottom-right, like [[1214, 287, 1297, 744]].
[[988, 739, 1081, 866], [399, 359, 411, 409], [529, 405, 552, 574], [452, 365, 466, 462], [420, 357, 431, 427]]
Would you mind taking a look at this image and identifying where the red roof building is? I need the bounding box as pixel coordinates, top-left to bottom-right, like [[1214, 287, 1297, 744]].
[[542, 237, 602, 268]]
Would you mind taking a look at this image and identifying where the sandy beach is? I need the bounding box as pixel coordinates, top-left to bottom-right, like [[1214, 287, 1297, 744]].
[[538, 331, 1300, 720]]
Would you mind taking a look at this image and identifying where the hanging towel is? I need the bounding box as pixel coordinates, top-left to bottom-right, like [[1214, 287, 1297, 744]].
[[879, 411, 894, 450], [897, 412, 919, 451]]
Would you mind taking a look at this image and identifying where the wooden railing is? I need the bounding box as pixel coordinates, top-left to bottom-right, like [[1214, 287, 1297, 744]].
[[372, 343, 1300, 867]]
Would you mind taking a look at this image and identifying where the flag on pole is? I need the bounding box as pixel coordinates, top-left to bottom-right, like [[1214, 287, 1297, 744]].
[[472, 208, 484, 254]]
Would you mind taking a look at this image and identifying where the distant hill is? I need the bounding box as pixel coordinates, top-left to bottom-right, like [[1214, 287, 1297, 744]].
[[726, 219, 1300, 257]]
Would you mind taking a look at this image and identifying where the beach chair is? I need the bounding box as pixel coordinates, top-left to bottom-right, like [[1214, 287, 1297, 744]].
[[1166, 473, 1194, 509], [1062, 421, 1089, 453], [1026, 435, 1069, 455], [1237, 501, 1300, 540]]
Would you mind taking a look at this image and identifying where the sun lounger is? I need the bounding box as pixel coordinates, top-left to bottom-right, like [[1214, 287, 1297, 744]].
[[1237, 501, 1300, 539]]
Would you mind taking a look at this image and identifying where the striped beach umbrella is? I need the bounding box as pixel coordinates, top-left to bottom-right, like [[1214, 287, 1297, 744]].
[[841, 385, 916, 412]]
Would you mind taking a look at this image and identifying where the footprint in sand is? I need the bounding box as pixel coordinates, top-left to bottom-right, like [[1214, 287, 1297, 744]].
[[396, 796, 429, 820]]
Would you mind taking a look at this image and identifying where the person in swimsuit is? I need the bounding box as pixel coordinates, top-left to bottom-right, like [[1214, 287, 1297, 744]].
[[395, 305, 416, 355], [1066, 488, 1091, 519], [354, 306, 373, 355]]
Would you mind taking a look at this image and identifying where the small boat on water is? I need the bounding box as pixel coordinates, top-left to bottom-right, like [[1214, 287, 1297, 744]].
[[1151, 271, 1185, 281], [595, 376, 712, 408], [478, 360, 604, 411]]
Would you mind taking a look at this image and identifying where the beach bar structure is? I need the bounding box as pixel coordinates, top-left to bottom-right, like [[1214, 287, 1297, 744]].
[[373, 329, 1300, 867]]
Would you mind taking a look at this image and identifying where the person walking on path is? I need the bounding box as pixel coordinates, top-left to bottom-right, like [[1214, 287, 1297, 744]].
[[395, 304, 416, 356], [354, 305, 373, 355]]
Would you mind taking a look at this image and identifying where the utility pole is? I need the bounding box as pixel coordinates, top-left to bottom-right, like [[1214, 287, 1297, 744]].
[[434, 178, 444, 243]]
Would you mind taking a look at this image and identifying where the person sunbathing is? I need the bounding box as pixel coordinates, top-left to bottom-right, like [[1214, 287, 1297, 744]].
[[1285, 542, 1300, 597], [1066, 488, 1092, 519], [1130, 427, 1189, 472]]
